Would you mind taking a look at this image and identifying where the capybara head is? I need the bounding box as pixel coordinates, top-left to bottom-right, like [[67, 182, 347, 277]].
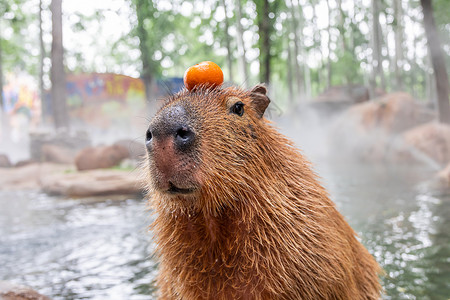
[[145, 85, 271, 213]]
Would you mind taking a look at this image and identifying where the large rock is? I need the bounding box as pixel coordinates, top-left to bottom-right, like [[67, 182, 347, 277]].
[[402, 122, 450, 166], [343, 92, 435, 135], [0, 163, 72, 190], [314, 84, 370, 104], [0, 154, 12, 168], [30, 130, 91, 162], [437, 163, 450, 187], [0, 281, 50, 300], [330, 93, 437, 163], [41, 144, 76, 164], [41, 168, 143, 197], [75, 144, 130, 171], [114, 139, 146, 161]]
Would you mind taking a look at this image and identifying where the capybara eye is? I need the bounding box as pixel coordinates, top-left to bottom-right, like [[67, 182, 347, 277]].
[[231, 101, 245, 116], [146, 129, 153, 144]]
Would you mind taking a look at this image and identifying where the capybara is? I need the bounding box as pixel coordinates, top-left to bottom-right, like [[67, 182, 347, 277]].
[[145, 85, 382, 299]]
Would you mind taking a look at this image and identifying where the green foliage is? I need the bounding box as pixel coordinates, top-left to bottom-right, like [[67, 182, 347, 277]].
[[1, 0, 39, 76], [1, 0, 449, 107]]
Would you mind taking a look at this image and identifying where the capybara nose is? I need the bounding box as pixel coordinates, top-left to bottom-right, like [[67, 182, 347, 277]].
[[146, 105, 196, 152], [174, 126, 195, 151]]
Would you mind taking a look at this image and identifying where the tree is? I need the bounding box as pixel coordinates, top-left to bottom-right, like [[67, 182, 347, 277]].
[[393, 0, 404, 90], [420, 0, 450, 124], [50, 0, 69, 129], [220, 0, 233, 82], [371, 0, 386, 95], [255, 0, 272, 84], [0, 21, 4, 113], [235, 0, 249, 86], [135, 0, 156, 103], [38, 0, 46, 118]]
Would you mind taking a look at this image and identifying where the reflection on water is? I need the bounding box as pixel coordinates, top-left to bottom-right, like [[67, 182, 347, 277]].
[[1, 164, 449, 299], [0, 193, 157, 299]]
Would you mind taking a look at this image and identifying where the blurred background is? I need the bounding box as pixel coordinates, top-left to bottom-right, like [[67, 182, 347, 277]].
[[0, 0, 449, 299]]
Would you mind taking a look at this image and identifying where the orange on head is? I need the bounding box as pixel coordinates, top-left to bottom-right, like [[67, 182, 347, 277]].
[[183, 61, 224, 91]]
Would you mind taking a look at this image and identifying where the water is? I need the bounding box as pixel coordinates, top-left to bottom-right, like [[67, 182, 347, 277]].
[[0, 193, 157, 299], [1, 139, 450, 299]]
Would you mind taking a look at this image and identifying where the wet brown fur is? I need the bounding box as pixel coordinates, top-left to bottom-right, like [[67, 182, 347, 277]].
[[145, 86, 382, 299]]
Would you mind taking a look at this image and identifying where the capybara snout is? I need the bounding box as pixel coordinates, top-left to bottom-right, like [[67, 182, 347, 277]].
[[146, 104, 197, 153]]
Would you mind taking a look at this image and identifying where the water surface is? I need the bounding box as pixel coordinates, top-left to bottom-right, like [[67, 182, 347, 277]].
[[1, 148, 449, 299]]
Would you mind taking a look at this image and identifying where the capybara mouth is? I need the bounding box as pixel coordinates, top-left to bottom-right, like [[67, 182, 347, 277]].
[[167, 182, 196, 195]]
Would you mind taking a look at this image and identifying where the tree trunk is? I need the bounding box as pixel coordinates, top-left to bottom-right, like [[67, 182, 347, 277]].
[[286, 40, 294, 103], [420, 0, 450, 124], [326, 0, 332, 88], [135, 0, 155, 104], [256, 0, 271, 84], [0, 20, 4, 113], [50, 0, 69, 129], [235, 0, 249, 86], [39, 0, 46, 119], [393, 0, 404, 90], [286, 0, 303, 99], [337, 0, 346, 54], [371, 0, 385, 93], [220, 0, 233, 83]]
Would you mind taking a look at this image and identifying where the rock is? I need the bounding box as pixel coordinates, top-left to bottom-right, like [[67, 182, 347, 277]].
[[29, 130, 91, 162], [0, 163, 72, 190], [75, 144, 130, 171], [330, 93, 437, 163], [41, 168, 143, 197], [402, 122, 450, 166], [41, 144, 76, 164], [0, 280, 51, 300], [437, 163, 450, 187], [315, 84, 370, 104], [15, 160, 37, 168], [114, 139, 146, 161], [344, 92, 435, 135], [0, 154, 12, 168]]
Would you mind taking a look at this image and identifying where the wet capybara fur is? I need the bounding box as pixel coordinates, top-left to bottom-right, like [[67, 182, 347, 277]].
[[145, 85, 382, 299]]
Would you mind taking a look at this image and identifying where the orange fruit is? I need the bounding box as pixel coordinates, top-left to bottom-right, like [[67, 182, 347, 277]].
[[183, 61, 224, 91]]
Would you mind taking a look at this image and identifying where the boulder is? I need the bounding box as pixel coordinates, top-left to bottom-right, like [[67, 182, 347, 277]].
[[41, 168, 143, 197], [41, 144, 76, 164], [314, 84, 370, 104], [402, 122, 450, 166], [0, 154, 12, 168], [330, 93, 437, 163], [29, 130, 91, 162], [0, 281, 51, 300], [114, 139, 146, 161], [75, 144, 130, 171], [437, 163, 450, 187], [343, 92, 435, 135], [0, 163, 72, 190], [15, 160, 37, 168]]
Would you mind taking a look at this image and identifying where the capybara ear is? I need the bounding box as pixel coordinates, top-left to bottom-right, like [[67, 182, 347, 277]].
[[249, 84, 270, 118]]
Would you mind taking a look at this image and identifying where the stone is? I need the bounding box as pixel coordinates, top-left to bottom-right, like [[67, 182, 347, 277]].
[[437, 163, 450, 187], [41, 168, 143, 197], [0, 281, 51, 300], [0, 154, 12, 168], [343, 92, 435, 135], [74, 144, 130, 171], [314, 84, 370, 104], [114, 139, 146, 161], [41, 144, 76, 164], [29, 130, 91, 162], [0, 163, 72, 190], [402, 122, 450, 166]]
